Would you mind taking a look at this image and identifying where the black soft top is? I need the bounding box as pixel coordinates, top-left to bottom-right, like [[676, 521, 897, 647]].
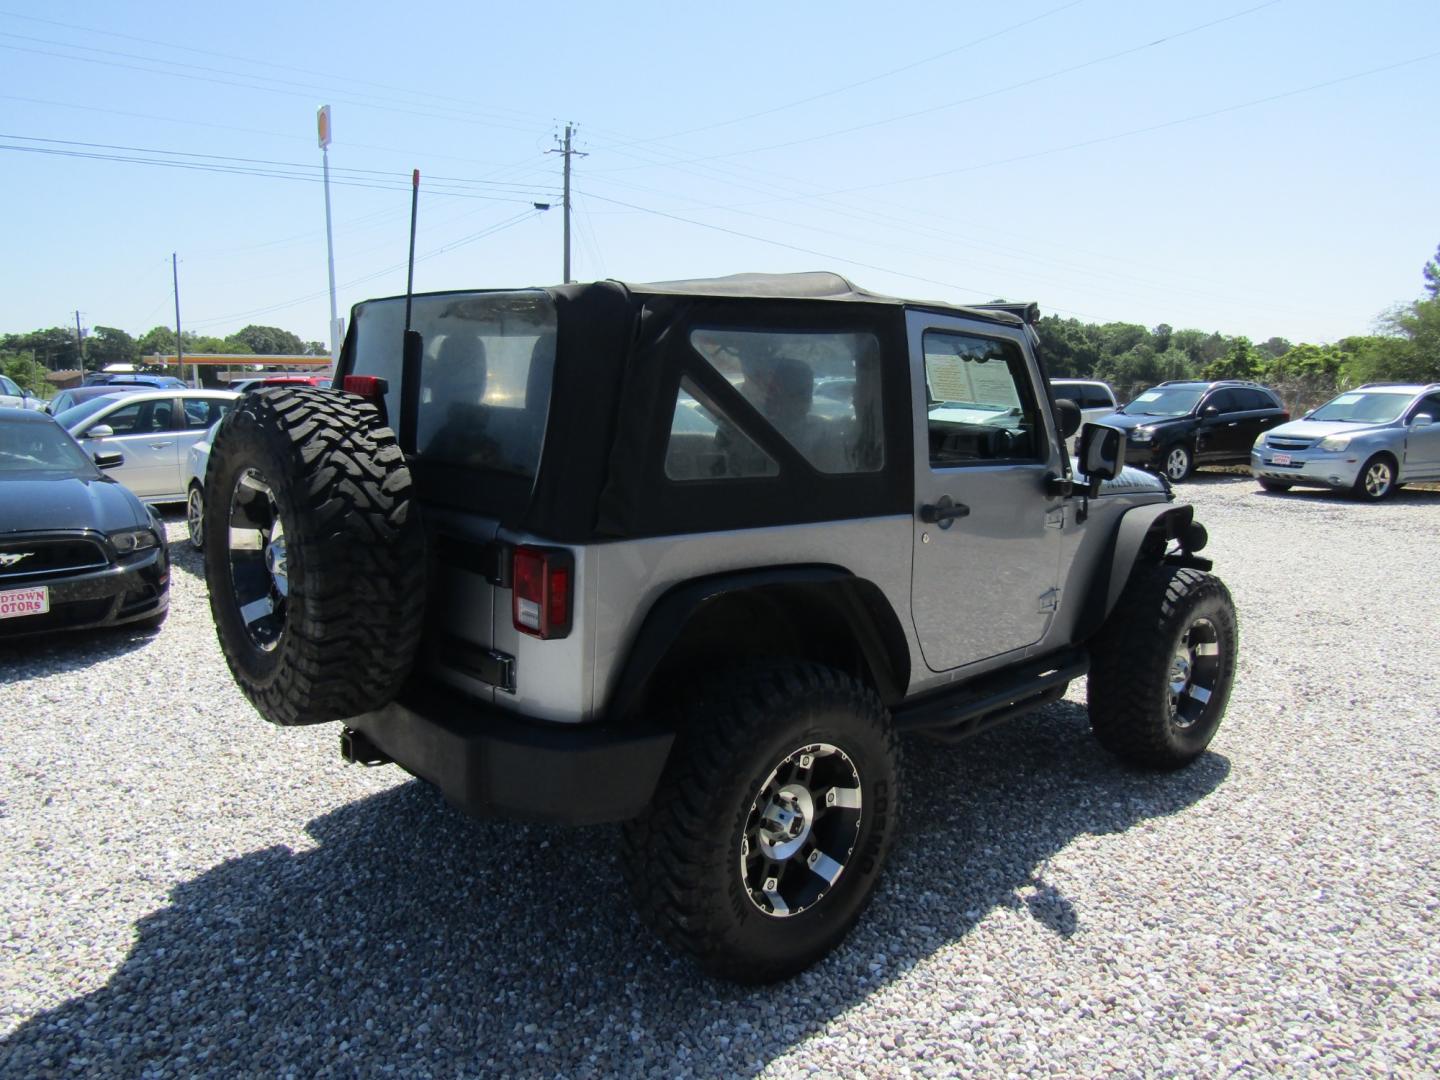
[[347, 273, 1038, 542]]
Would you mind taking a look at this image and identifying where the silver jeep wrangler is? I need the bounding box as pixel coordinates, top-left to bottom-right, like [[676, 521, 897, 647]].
[[202, 272, 1235, 983]]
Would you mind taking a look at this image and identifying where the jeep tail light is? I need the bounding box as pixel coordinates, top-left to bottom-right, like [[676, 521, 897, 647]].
[[512, 546, 573, 639]]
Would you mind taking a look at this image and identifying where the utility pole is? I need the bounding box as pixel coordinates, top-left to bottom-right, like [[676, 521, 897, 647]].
[[73, 310, 85, 371], [172, 253, 185, 378], [548, 124, 587, 283]]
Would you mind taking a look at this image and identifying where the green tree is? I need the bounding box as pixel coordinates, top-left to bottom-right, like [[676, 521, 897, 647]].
[[304, 340, 329, 357], [1, 353, 51, 395], [87, 326, 139, 369], [2, 327, 79, 370], [227, 325, 306, 355], [1423, 243, 1439, 300], [1202, 336, 1259, 381]]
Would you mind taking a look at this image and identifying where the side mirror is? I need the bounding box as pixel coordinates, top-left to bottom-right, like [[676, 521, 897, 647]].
[[1053, 397, 1082, 440], [93, 450, 125, 469], [1202, 405, 1220, 418], [1412, 413, 1434, 428], [1078, 423, 1123, 494], [86, 424, 115, 439]]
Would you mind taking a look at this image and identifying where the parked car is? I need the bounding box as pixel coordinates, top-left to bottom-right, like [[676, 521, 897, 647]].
[[56, 389, 240, 503], [46, 384, 149, 416], [1051, 379, 1118, 450], [0, 374, 46, 412], [83, 373, 188, 390], [0, 408, 168, 637], [229, 374, 331, 393], [183, 419, 221, 550], [1251, 382, 1440, 500], [1103, 380, 1289, 481]]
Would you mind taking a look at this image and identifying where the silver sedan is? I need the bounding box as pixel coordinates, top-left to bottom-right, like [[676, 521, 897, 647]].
[[56, 389, 240, 504]]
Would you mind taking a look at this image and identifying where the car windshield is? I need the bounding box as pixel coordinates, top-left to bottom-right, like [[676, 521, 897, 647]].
[[54, 394, 129, 429], [1308, 391, 1410, 424], [0, 419, 99, 476], [1121, 387, 1203, 417]]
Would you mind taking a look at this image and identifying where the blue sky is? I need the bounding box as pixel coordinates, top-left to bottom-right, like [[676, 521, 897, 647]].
[[2, 0, 1436, 350]]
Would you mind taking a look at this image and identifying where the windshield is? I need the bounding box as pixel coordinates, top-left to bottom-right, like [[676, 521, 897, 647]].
[[350, 290, 556, 480], [54, 394, 128, 430], [1308, 391, 1410, 424], [1121, 387, 1203, 417], [0, 418, 99, 476]]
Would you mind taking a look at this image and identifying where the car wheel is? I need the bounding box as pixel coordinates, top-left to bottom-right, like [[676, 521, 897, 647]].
[[1257, 478, 1291, 493], [1353, 454, 1397, 501], [202, 386, 425, 726], [621, 663, 900, 983], [1162, 445, 1194, 482], [1087, 565, 1237, 769], [186, 484, 205, 551]]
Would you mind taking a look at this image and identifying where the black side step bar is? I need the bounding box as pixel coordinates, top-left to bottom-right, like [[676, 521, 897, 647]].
[[892, 649, 1088, 744]]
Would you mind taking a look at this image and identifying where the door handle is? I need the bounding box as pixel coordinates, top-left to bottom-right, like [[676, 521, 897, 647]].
[[919, 496, 970, 528], [149, 442, 170, 449]]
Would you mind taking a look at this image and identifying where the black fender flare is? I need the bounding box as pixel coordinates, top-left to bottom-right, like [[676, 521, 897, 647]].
[[606, 565, 911, 720], [1073, 502, 1195, 644]]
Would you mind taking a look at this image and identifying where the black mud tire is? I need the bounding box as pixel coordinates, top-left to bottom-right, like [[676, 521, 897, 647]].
[[1087, 565, 1237, 769], [1352, 453, 1397, 501], [202, 386, 425, 726], [1257, 477, 1291, 493], [620, 663, 900, 984]]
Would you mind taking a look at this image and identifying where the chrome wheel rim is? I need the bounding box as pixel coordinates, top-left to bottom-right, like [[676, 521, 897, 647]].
[[227, 469, 288, 651], [1165, 448, 1190, 481], [1363, 461, 1392, 498], [741, 743, 863, 918], [1167, 618, 1221, 730], [186, 488, 205, 550]]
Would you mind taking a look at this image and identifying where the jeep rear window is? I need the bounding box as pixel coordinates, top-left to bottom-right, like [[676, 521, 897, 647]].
[[349, 291, 555, 479]]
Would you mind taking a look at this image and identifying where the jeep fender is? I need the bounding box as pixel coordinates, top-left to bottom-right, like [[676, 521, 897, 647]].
[[607, 566, 912, 720], [1072, 503, 1195, 644]]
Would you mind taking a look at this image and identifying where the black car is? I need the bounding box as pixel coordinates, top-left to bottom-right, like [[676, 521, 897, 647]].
[[1102, 380, 1290, 481], [0, 408, 169, 638]]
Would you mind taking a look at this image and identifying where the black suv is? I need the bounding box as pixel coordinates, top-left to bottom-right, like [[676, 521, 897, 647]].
[[1103, 380, 1289, 481]]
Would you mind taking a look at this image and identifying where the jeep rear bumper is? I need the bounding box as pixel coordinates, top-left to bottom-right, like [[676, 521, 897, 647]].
[[344, 685, 674, 825]]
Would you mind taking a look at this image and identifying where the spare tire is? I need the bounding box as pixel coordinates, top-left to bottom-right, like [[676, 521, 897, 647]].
[[203, 386, 425, 726]]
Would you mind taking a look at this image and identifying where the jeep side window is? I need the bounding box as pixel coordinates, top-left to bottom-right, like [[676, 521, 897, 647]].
[[923, 331, 1041, 466], [681, 328, 884, 476], [665, 377, 777, 480]]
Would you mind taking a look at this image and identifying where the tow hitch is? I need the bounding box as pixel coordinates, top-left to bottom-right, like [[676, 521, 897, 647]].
[[340, 727, 392, 767]]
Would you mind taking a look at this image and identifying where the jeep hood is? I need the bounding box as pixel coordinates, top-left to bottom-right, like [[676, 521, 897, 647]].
[[1070, 461, 1168, 496]]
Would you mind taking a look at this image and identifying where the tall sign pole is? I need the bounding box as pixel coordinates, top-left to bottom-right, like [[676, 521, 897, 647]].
[[318, 105, 340, 362], [172, 253, 185, 381]]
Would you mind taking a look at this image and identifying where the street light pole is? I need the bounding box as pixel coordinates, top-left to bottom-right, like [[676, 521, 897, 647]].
[[318, 105, 340, 362]]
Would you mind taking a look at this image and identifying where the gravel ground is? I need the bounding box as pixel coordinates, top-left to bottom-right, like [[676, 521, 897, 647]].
[[2, 475, 1439, 1078]]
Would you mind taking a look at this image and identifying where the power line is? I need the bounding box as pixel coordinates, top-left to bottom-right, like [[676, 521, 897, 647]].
[[587, 0, 1284, 173], [185, 209, 544, 329], [0, 8, 558, 127], [604, 0, 1089, 148]]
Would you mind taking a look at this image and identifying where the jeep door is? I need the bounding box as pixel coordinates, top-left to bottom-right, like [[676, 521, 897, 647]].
[[907, 312, 1063, 671]]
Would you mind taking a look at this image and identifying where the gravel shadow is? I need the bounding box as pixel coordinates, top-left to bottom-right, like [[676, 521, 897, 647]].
[[0, 701, 1229, 1078], [0, 621, 161, 684]]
